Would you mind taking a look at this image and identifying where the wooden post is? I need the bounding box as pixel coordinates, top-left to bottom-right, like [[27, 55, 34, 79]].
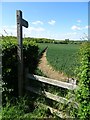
[[25, 68, 29, 89], [16, 10, 28, 97]]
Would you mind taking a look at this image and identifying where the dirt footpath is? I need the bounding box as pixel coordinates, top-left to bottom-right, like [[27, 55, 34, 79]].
[[38, 51, 68, 82]]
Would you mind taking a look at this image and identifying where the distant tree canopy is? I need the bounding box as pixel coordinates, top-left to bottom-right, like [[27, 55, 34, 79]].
[[2, 36, 86, 44], [24, 37, 84, 44]]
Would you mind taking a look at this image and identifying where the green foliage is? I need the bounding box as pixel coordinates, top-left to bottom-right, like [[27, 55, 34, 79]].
[[1, 36, 39, 102], [38, 43, 79, 77], [64, 91, 78, 118], [24, 37, 55, 44], [34, 68, 47, 77], [74, 42, 90, 119], [23, 40, 39, 72], [1, 98, 26, 120], [24, 37, 84, 44], [0, 96, 54, 119]]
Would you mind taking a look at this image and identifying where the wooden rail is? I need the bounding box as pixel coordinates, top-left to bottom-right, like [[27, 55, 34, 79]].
[[25, 72, 78, 118], [26, 73, 77, 90], [26, 86, 68, 104], [36, 102, 70, 118]]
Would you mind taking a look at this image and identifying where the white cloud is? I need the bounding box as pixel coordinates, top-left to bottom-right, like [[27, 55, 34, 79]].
[[48, 20, 56, 25], [71, 24, 89, 31], [1, 24, 88, 40], [59, 32, 78, 40], [32, 21, 43, 25], [27, 26, 45, 32], [59, 32, 85, 40], [65, 32, 77, 35], [84, 25, 90, 29], [1, 25, 45, 37], [77, 19, 81, 23], [1, 25, 17, 36], [71, 25, 82, 30]]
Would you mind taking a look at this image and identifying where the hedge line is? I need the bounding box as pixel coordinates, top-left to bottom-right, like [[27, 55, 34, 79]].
[[1, 36, 39, 102], [75, 42, 90, 119], [68, 42, 90, 120]]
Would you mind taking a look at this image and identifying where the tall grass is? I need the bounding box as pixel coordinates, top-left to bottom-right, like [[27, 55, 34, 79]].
[[0, 95, 55, 119]]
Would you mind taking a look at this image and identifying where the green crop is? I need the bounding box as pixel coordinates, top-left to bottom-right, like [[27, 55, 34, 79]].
[[38, 43, 80, 77]]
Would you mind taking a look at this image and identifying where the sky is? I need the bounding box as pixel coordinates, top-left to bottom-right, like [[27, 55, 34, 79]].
[[1, 2, 89, 40]]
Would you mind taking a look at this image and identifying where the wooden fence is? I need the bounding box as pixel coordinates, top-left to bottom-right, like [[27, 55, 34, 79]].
[[25, 68, 78, 118]]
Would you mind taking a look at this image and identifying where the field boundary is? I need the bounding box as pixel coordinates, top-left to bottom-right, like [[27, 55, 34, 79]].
[[25, 68, 78, 118]]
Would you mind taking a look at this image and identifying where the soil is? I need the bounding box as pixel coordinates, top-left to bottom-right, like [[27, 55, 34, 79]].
[[38, 51, 68, 82]]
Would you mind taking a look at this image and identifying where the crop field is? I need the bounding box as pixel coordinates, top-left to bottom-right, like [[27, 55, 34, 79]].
[[38, 43, 80, 77]]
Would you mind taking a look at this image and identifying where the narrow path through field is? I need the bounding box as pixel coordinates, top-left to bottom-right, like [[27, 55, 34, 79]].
[[38, 50, 68, 82]]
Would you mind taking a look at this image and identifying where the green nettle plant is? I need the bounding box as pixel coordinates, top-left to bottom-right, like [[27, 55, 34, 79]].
[[75, 42, 90, 119]]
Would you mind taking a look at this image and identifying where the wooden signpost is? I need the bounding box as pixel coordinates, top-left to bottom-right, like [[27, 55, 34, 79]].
[[16, 10, 28, 96]]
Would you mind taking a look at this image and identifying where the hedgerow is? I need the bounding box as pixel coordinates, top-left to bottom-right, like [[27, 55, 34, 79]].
[[1, 36, 39, 103], [62, 42, 90, 119], [65, 42, 90, 118], [74, 42, 90, 119]]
